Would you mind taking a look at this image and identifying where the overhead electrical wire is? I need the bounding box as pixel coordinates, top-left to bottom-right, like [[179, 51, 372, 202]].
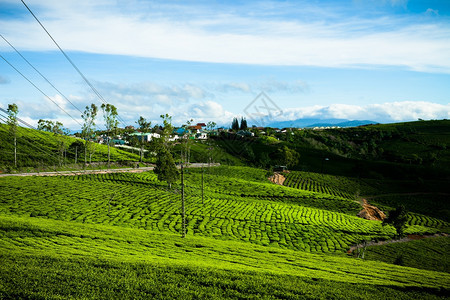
[[0, 34, 104, 132], [20, 0, 128, 127], [0, 54, 83, 127], [0, 33, 84, 116], [0, 110, 64, 167]]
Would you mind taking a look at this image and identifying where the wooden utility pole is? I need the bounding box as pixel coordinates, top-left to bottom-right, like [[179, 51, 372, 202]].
[[181, 163, 186, 238], [75, 146, 78, 164], [201, 166, 204, 205]]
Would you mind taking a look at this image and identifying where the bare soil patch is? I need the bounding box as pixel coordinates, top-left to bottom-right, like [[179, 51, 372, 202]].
[[268, 172, 286, 185]]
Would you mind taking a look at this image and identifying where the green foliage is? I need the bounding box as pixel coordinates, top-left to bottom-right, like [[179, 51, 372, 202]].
[[383, 205, 409, 237], [6, 103, 19, 167], [231, 117, 239, 131], [239, 117, 247, 130], [0, 215, 449, 299], [154, 149, 179, 187], [0, 124, 142, 171], [364, 236, 450, 273], [0, 161, 449, 298], [2, 167, 447, 254], [279, 145, 300, 167], [81, 104, 98, 163]]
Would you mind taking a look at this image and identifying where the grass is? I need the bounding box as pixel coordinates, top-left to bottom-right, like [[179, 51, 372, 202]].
[[363, 236, 450, 273], [0, 124, 145, 171], [0, 214, 449, 299], [0, 167, 448, 255], [0, 131, 449, 300]]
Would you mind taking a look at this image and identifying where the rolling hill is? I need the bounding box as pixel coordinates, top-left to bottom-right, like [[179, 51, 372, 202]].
[[0, 120, 449, 298]]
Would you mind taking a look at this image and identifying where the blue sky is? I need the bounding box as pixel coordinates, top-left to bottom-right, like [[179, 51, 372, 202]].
[[0, 0, 449, 129]]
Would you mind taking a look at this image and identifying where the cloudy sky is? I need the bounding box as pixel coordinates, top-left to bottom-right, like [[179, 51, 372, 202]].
[[1, 0, 449, 129]]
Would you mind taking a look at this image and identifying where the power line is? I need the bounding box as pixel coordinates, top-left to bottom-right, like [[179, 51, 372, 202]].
[[20, 0, 128, 127], [0, 54, 83, 127], [0, 33, 84, 116], [0, 34, 104, 132]]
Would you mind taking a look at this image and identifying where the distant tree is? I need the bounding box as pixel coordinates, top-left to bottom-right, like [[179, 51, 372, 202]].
[[101, 104, 119, 166], [7, 104, 19, 168], [81, 104, 98, 164], [37, 119, 69, 135], [69, 140, 84, 164], [231, 117, 239, 131], [181, 119, 193, 164], [206, 121, 216, 165], [240, 117, 247, 130], [383, 205, 408, 238], [279, 146, 300, 168], [136, 116, 152, 162], [37, 119, 70, 165], [37, 119, 53, 132]]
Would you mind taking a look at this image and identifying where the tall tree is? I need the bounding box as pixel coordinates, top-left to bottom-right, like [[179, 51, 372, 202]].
[[101, 104, 119, 166], [153, 114, 178, 188], [81, 104, 98, 164], [240, 117, 247, 130], [6, 104, 18, 168], [231, 117, 239, 131], [383, 205, 408, 238], [136, 116, 152, 162], [206, 121, 216, 165]]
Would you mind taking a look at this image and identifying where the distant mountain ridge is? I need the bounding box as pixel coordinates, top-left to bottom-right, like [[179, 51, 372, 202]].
[[265, 118, 378, 128]]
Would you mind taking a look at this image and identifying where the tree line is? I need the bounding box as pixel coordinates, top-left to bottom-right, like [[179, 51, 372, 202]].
[[2, 103, 180, 187]]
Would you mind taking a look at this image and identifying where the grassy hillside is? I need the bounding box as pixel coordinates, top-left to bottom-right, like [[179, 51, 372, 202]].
[[215, 120, 450, 180], [363, 236, 449, 273], [0, 124, 143, 171], [1, 215, 449, 299], [1, 120, 449, 298]]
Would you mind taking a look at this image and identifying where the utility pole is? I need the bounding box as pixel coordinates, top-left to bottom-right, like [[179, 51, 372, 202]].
[[202, 165, 204, 205], [181, 163, 186, 238], [75, 146, 78, 164]]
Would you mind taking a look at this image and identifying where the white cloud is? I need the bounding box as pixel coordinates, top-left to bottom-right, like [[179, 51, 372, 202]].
[[281, 101, 450, 122], [1, 0, 450, 73]]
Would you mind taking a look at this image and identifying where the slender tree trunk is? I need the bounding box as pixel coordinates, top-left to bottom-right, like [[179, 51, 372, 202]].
[[107, 141, 111, 167], [14, 136, 17, 168]]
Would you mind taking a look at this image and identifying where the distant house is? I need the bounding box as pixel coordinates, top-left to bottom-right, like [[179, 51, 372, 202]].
[[188, 125, 202, 131], [274, 165, 288, 172], [236, 130, 254, 137], [196, 132, 208, 140], [112, 139, 126, 145], [129, 132, 160, 142]]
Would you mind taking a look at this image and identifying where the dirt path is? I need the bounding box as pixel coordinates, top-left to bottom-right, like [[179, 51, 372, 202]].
[[348, 233, 448, 253], [0, 163, 220, 177]]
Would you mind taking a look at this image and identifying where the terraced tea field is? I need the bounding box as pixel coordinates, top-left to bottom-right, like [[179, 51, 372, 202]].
[[284, 171, 376, 199], [1, 214, 448, 299], [1, 165, 449, 299], [0, 167, 447, 254]]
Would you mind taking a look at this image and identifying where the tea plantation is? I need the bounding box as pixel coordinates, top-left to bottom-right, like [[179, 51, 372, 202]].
[[1, 165, 449, 299]]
